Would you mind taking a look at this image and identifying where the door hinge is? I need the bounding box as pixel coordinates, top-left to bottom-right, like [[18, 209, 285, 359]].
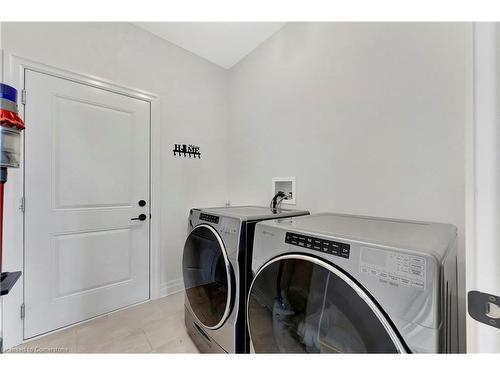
[[19, 196, 25, 213], [20, 303, 25, 320], [21, 89, 27, 105]]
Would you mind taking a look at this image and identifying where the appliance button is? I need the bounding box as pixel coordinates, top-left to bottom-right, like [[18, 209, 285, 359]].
[[410, 269, 423, 277], [411, 280, 424, 289], [400, 278, 411, 286], [410, 257, 424, 264], [389, 274, 400, 282]]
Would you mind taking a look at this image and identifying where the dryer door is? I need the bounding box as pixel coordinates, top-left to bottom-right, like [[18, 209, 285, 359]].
[[247, 254, 407, 353], [183, 224, 233, 329]]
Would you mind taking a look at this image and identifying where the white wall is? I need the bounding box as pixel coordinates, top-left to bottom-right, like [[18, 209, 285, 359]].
[[1, 22, 230, 295], [0, 21, 3, 81], [228, 22, 468, 351]]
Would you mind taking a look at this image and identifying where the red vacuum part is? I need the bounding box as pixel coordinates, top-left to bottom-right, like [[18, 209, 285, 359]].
[[0, 108, 25, 129]]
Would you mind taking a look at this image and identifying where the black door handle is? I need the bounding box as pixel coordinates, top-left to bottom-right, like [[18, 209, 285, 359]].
[[131, 214, 147, 221]]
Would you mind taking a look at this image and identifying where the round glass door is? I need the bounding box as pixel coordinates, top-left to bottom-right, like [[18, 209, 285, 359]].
[[247, 254, 407, 353], [183, 224, 233, 329]]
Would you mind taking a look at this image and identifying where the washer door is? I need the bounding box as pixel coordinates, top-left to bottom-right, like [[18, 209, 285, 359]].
[[247, 254, 407, 353], [183, 224, 233, 329]]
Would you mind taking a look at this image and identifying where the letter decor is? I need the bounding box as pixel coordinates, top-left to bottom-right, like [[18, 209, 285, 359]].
[[173, 144, 201, 158]]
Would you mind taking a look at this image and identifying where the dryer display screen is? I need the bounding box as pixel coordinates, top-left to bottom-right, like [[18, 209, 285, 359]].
[[285, 232, 350, 259]]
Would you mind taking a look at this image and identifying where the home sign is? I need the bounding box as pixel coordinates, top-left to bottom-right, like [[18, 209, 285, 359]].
[[173, 144, 201, 158]]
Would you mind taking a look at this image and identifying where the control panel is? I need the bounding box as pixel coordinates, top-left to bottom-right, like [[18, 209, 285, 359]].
[[199, 213, 219, 224], [285, 232, 350, 259], [359, 246, 426, 290]]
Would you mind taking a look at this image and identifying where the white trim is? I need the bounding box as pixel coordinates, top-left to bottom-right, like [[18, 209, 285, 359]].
[[149, 98, 162, 301], [463, 22, 475, 354], [466, 23, 500, 353], [160, 278, 184, 298], [0, 52, 162, 350]]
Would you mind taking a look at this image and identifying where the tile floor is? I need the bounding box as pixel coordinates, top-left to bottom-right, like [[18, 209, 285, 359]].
[[7, 291, 200, 354]]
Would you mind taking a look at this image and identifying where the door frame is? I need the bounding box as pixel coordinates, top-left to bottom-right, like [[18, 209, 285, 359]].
[[465, 23, 500, 353], [1, 52, 162, 349]]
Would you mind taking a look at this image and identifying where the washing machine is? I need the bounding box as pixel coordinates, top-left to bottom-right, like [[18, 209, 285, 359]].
[[247, 213, 459, 353], [182, 206, 310, 353]]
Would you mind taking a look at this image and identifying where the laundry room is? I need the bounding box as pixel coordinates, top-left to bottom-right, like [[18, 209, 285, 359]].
[[0, 2, 499, 371]]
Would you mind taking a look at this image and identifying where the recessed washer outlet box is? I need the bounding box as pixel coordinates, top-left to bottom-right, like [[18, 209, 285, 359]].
[[272, 177, 296, 205]]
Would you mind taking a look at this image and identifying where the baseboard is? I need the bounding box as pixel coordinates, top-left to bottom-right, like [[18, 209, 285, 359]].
[[159, 278, 184, 298]]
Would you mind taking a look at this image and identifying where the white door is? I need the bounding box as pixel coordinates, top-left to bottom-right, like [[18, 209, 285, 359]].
[[23, 70, 150, 338]]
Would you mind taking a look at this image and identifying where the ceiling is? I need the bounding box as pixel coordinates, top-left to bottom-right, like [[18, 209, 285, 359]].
[[133, 22, 285, 69]]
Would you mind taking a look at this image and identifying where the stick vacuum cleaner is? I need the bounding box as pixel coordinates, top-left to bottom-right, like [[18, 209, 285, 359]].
[[0, 83, 25, 294]]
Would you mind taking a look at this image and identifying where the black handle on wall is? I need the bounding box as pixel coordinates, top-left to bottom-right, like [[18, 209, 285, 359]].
[[468, 290, 500, 329]]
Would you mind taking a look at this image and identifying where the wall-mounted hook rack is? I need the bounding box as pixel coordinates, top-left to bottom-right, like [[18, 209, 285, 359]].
[[173, 144, 201, 158]]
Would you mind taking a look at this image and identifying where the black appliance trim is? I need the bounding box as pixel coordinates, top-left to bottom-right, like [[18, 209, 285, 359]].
[[285, 231, 350, 259], [199, 213, 219, 224]]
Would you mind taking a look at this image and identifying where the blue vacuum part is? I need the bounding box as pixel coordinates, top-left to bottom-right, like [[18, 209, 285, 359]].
[[0, 84, 18, 103]]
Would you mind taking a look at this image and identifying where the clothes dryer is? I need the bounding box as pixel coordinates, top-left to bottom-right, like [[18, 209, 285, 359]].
[[183, 206, 309, 353], [247, 213, 459, 353]]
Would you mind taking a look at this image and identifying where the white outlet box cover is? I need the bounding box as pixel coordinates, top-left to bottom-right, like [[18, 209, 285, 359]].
[[272, 177, 296, 205]]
